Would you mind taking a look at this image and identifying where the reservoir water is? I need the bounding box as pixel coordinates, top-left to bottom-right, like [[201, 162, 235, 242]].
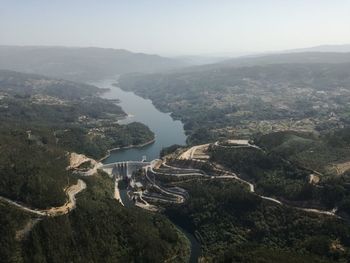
[[97, 79, 187, 163]]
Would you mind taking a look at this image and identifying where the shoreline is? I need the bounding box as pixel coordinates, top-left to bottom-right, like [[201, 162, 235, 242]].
[[97, 79, 156, 163], [96, 79, 186, 163], [99, 137, 156, 162]]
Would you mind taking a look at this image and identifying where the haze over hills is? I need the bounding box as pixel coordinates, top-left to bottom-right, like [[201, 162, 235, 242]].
[[159, 51, 350, 75], [286, 44, 350, 53], [215, 51, 350, 69], [171, 44, 350, 67], [119, 51, 350, 143], [1, 45, 350, 83], [173, 55, 229, 66], [0, 46, 186, 82]]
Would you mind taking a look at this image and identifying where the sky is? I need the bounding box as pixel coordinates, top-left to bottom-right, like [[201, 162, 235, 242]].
[[1, 0, 350, 56]]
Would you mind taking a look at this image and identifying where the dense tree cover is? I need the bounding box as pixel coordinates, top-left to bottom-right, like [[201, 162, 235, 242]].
[[160, 144, 184, 158], [0, 203, 31, 263], [0, 72, 125, 125], [23, 96, 123, 123], [0, 121, 152, 209], [218, 245, 334, 263], [325, 128, 350, 147], [255, 130, 350, 173], [22, 172, 189, 263], [209, 146, 314, 202], [0, 127, 71, 208], [56, 122, 154, 159], [0, 71, 154, 208], [119, 62, 350, 143], [252, 129, 350, 215], [209, 143, 350, 212], [118, 61, 350, 260], [2, 62, 350, 262], [0, 70, 181, 262], [165, 179, 350, 262], [0, 69, 100, 98]]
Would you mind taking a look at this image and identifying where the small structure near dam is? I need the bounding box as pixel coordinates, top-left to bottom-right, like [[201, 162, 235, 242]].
[[102, 161, 150, 179], [101, 158, 188, 209]]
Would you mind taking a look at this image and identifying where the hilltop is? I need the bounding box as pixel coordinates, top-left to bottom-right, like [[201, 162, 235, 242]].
[[0, 46, 186, 82]]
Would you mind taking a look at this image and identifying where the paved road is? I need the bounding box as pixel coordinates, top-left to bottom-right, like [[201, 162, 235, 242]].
[[156, 143, 339, 218], [144, 161, 186, 203]]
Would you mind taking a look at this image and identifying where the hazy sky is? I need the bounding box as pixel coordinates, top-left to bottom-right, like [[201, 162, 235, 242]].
[[1, 0, 350, 55]]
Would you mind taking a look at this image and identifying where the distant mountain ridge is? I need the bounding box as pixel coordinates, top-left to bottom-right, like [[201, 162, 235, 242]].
[[171, 52, 350, 74], [172, 44, 350, 67], [286, 44, 350, 53], [218, 52, 350, 68], [0, 46, 186, 82]]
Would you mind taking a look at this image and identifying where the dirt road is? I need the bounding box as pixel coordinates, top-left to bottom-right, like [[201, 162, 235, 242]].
[[0, 179, 86, 217]]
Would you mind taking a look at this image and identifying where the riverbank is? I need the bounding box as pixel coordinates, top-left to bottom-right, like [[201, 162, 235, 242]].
[[98, 80, 187, 162], [171, 223, 201, 263], [99, 137, 156, 163]]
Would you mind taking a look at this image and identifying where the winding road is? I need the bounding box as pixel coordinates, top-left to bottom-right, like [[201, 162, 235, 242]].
[[145, 163, 186, 203], [0, 179, 86, 217], [159, 142, 339, 218]]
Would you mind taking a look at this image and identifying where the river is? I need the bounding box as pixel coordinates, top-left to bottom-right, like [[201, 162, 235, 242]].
[[95, 79, 201, 262], [97, 79, 187, 163]]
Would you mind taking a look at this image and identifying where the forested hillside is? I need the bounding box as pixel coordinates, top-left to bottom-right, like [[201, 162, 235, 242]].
[[119, 54, 350, 143], [0, 71, 187, 263], [0, 46, 186, 82], [165, 179, 350, 262], [22, 172, 188, 263]]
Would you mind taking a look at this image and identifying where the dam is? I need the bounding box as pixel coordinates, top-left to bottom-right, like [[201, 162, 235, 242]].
[[102, 161, 150, 179]]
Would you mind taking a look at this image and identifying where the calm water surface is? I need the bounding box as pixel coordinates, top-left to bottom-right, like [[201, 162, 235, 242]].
[[96, 79, 187, 163]]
